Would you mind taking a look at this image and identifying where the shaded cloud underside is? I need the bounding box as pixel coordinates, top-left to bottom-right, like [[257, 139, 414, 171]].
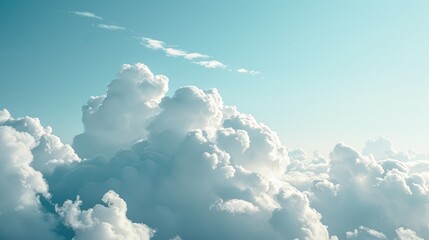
[[0, 63, 428, 240]]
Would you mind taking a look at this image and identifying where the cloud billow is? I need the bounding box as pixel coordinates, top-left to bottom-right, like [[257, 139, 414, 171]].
[[0, 63, 428, 240]]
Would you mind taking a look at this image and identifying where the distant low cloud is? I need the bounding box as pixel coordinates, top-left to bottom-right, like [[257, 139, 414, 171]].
[[71, 11, 102, 20], [194, 60, 226, 69], [396, 227, 424, 240], [97, 24, 125, 31], [346, 226, 387, 239]]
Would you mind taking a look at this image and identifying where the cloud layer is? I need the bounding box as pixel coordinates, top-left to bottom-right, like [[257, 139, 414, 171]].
[[1, 63, 428, 240]]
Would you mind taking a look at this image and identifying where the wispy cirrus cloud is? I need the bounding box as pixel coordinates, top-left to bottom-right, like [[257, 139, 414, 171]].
[[141, 37, 261, 72], [164, 47, 187, 57], [194, 60, 226, 69], [184, 52, 209, 60], [142, 37, 209, 60], [145, 38, 165, 50], [71, 11, 102, 20], [237, 68, 260, 76], [97, 24, 125, 31], [71, 11, 259, 76]]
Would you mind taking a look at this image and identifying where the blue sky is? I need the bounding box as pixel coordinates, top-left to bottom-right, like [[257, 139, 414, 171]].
[[1, 0, 428, 155]]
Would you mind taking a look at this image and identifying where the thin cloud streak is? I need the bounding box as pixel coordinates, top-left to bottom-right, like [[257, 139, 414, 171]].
[[141, 37, 210, 61], [97, 24, 126, 31], [237, 68, 260, 76], [194, 60, 226, 69], [71, 11, 103, 20], [184, 52, 209, 60], [71, 12, 260, 76], [164, 47, 187, 57], [144, 38, 165, 49]]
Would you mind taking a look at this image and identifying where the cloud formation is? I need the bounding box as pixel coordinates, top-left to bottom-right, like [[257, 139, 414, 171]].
[[56, 190, 154, 240], [194, 60, 226, 69], [1, 63, 428, 239], [237, 68, 260, 76], [141, 37, 255, 72], [97, 24, 125, 31], [142, 37, 210, 61], [71, 11, 102, 20], [71, 10, 260, 76], [73, 63, 168, 159], [0, 109, 79, 239]]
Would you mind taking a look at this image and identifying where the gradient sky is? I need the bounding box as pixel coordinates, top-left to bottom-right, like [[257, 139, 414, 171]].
[[1, 0, 428, 155]]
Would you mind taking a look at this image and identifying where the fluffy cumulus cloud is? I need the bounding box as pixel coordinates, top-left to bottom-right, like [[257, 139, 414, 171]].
[[1, 63, 429, 240], [0, 109, 79, 239], [308, 143, 429, 239], [56, 190, 154, 240], [73, 63, 168, 159], [395, 227, 423, 240]]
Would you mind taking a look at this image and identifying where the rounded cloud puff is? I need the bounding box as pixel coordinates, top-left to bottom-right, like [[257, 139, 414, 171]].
[[56, 190, 154, 240], [73, 63, 169, 159]]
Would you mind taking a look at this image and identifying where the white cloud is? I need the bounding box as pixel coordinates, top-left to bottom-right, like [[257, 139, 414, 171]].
[[73, 16, 259, 75], [0, 113, 79, 239], [143, 38, 165, 50], [73, 63, 168, 158], [0, 109, 10, 123], [184, 52, 209, 60], [2, 63, 429, 239], [1, 110, 80, 174], [288, 148, 307, 161], [211, 199, 259, 214], [97, 24, 125, 31], [141, 38, 209, 61], [164, 47, 187, 57], [270, 187, 330, 239], [237, 68, 260, 75], [346, 226, 387, 239], [395, 227, 423, 240], [309, 143, 429, 239], [57, 190, 154, 240], [194, 60, 226, 69], [72, 11, 102, 20], [47, 63, 329, 239]]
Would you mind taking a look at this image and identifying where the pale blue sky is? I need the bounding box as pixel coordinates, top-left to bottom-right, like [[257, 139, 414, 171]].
[[1, 0, 428, 155]]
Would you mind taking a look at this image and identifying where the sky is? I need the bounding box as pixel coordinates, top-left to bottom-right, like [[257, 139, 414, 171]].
[[1, 0, 428, 154], [2, 1, 429, 239]]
